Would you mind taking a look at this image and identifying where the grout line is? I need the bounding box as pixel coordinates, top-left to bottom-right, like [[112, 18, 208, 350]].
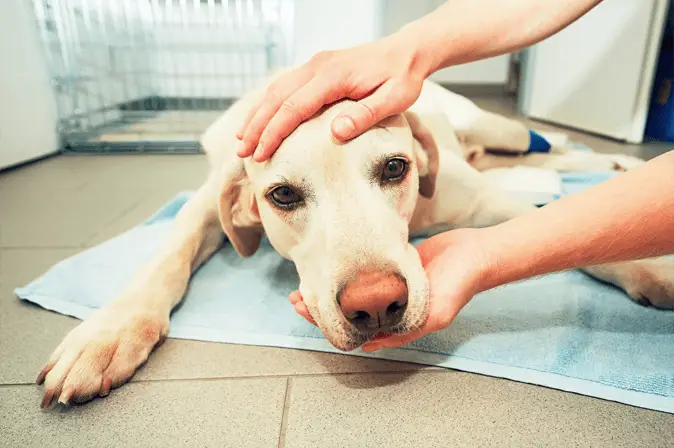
[[0, 367, 447, 388], [0, 382, 36, 388], [83, 199, 142, 246], [0, 245, 87, 250], [131, 368, 434, 384], [129, 367, 441, 384], [277, 378, 292, 448]]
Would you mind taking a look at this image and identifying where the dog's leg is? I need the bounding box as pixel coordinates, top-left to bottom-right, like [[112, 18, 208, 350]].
[[417, 83, 646, 172], [415, 82, 533, 153], [37, 177, 224, 407], [419, 153, 674, 309], [470, 148, 646, 173], [456, 109, 533, 153]]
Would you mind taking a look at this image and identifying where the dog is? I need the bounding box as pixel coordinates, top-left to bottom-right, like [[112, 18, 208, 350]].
[[35, 74, 674, 408]]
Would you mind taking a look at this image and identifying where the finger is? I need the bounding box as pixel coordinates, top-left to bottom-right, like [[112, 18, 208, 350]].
[[294, 302, 317, 326], [288, 290, 303, 305], [239, 73, 311, 158], [361, 331, 420, 352], [253, 77, 344, 162], [331, 79, 417, 141], [235, 95, 265, 143]]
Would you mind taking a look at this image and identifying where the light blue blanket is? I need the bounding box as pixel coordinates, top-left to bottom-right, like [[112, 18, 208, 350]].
[[15, 171, 674, 413]]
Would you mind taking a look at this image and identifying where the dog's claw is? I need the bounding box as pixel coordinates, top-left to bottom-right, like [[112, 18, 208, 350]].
[[100, 378, 112, 397], [58, 387, 73, 405], [41, 389, 55, 409], [36, 361, 54, 385]]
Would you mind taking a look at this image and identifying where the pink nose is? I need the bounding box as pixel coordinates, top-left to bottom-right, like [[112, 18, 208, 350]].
[[338, 271, 408, 332]]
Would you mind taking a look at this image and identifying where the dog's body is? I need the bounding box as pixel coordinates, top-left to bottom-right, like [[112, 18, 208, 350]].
[[36, 76, 674, 408]]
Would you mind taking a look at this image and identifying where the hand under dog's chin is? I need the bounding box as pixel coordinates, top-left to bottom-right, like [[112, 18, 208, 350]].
[[325, 322, 422, 352]]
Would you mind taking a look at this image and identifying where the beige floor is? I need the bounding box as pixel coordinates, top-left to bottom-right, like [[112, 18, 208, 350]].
[[1, 96, 673, 447]]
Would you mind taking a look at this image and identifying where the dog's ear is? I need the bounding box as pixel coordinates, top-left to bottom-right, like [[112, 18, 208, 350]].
[[216, 164, 263, 257], [404, 111, 439, 199], [201, 119, 263, 258]]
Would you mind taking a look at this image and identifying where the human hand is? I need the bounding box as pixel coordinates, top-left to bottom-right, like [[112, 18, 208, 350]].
[[236, 31, 430, 162], [288, 229, 493, 351]]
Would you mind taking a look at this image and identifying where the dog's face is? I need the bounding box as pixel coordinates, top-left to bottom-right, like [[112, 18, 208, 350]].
[[205, 101, 439, 351]]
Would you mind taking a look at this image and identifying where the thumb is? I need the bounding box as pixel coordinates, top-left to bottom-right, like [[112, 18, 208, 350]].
[[331, 80, 417, 141]]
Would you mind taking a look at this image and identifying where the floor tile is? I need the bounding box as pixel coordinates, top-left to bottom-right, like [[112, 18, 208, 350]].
[[0, 154, 207, 248], [0, 249, 84, 384], [283, 371, 674, 448], [0, 377, 286, 448], [133, 339, 433, 382]]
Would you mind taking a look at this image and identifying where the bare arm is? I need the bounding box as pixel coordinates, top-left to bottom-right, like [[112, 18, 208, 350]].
[[360, 150, 674, 352], [237, 0, 602, 161], [405, 0, 602, 73], [480, 150, 674, 291]]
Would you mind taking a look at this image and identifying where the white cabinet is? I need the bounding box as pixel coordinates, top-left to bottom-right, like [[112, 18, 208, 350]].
[[518, 0, 669, 143], [0, 0, 59, 170]]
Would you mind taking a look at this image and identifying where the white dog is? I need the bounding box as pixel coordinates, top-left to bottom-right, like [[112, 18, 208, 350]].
[[35, 75, 674, 408]]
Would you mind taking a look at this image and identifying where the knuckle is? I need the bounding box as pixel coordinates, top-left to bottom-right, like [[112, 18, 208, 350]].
[[264, 84, 283, 103], [309, 50, 333, 65], [279, 98, 300, 116], [357, 102, 376, 123]]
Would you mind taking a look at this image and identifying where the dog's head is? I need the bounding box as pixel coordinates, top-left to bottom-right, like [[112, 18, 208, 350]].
[[201, 101, 439, 351]]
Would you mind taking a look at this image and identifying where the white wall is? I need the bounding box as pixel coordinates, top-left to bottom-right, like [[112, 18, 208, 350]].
[[291, 0, 382, 64], [519, 0, 668, 142], [0, 0, 60, 169], [380, 0, 510, 84]]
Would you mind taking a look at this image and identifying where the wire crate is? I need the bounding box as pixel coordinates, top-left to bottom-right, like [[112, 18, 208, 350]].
[[32, 0, 292, 153]]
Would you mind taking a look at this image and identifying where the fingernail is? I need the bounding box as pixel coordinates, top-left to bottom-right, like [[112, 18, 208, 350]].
[[333, 116, 355, 139], [236, 141, 247, 156]]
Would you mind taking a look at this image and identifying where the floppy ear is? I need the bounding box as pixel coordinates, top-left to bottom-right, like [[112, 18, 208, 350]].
[[403, 111, 439, 199], [201, 116, 264, 258]]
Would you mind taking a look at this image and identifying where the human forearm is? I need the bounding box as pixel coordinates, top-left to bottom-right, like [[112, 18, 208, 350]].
[[477, 151, 674, 292], [397, 0, 603, 76]]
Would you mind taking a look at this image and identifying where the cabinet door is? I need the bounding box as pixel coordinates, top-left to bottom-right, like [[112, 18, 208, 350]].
[[519, 0, 669, 143], [0, 0, 59, 170]]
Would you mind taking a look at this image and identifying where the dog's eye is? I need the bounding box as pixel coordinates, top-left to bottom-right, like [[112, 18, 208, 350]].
[[381, 158, 408, 182], [268, 185, 303, 209]]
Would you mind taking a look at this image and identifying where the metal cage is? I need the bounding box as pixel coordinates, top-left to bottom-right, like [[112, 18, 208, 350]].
[[32, 0, 292, 153]]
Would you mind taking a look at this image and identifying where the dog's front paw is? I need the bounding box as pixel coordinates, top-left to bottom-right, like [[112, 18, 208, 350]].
[[36, 305, 169, 408], [622, 259, 674, 309]]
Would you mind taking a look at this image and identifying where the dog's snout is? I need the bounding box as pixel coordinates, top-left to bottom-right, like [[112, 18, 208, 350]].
[[338, 271, 408, 332]]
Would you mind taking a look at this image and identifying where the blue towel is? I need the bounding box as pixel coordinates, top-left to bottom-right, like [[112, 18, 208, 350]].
[[15, 172, 674, 413]]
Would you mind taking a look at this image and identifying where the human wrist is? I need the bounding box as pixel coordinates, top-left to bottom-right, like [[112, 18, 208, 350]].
[[434, 228, 500, 297], [394, 9, 477, 77], [390, 21, 439, 80], [465, 227, 507, 294]]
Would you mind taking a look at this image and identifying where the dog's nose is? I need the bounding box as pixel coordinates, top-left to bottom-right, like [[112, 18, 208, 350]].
[[338, 271, 408, 332]]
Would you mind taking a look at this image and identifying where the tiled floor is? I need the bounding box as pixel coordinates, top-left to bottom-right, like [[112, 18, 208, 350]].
[[1, 97, 673, 447]]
